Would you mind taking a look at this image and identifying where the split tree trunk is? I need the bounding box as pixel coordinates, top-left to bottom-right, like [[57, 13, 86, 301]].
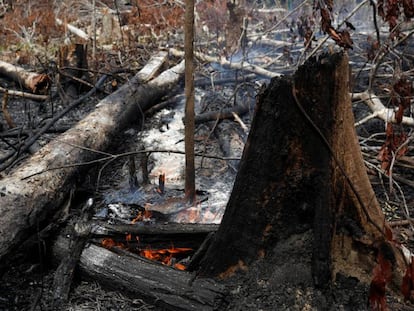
[[199, 52, 405, 293], [0, 57, 184, 266]]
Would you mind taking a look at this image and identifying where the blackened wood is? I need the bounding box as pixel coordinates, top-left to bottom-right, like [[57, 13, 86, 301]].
[[194, 103, 250, 125], [194, 74, 256, 87], [187, 232, 214, 271], [91, 222, 218, 251], [74, 243, 225, 310], [184, 0, 196, 203], [0, 59, 184, 265], [214, 121, 244, 173], [52, 199, 93, 308], [51, 233, 89, 307], [91, 222, 219, 236], [199, 52, 404, 291]]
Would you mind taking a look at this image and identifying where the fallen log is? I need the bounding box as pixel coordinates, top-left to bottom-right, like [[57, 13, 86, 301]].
[[89, 222, 219, 253], [0, 86, 49, 101], [0, 60, 51, 94], [194, 103, 250, 125], [53, 241, 225, 311], [91, 222, 219, 236], [169, 48, 280, 78], [0, 55, 184, 265]]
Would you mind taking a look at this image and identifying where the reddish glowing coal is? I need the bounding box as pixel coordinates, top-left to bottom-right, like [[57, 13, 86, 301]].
[[140, 247, 193, 270], [101, 236, 192, 270]]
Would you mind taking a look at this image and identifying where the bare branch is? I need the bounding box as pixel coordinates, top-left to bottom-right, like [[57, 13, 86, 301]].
[[352, 91, 414, 127]]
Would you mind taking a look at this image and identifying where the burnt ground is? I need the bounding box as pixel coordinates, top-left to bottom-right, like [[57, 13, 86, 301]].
[[1, 59, 414, 311], [1, 0, 414, 310]]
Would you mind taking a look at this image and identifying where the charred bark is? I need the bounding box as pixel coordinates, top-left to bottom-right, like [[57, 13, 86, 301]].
[[52, 237, 225, 311], [81, 245, 225, 311], [91, 222, 218, 236], [184, 0, 196, 203], [52, 199, 93, 308], [0, 59, 184, 266], [199, 52, 405, 293]]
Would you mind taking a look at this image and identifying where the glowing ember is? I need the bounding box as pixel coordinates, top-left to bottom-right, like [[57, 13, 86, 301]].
[[126, 233, 132, 242], [157, 173, 166, 194], [174, 263, 187, 271], [140, 247, 193, 269], [131, 209, 152, 223], [102, 238, 125, 249], [102, 237, 192, 270]]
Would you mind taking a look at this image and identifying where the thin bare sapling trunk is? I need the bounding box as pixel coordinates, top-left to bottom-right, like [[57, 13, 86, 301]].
[[184, 0, 196, 204]]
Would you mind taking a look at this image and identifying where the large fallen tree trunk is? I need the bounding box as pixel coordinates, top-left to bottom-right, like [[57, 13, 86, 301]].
[[0, 55, 184, 266]]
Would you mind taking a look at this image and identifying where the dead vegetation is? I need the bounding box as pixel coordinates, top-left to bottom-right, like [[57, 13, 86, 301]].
[[0, 0, 414, 310]]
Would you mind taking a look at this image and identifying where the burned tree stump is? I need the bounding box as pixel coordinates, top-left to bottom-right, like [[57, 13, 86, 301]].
[[199, 52, 406, 300], [58, 43, 89, 98]]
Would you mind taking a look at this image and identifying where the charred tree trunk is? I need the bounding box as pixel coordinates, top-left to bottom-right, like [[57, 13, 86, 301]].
[[199, 52, 405, 294], [184, 0, 196, 203]]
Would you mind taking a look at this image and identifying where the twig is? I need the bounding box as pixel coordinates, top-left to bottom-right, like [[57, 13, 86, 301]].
[[352, 91, 414, 127], [365, 160, 413, 229], [0, 75, 108, 172], [251, 0, 310, 37], [195, 103, 250, 125], [368, 27, 414, 91], [388, 219, 414, 227], [369, 0, 380, 44], [1, 90, 15, 128], [0, 86, 49, 101], [232, 112, 248, 133], [21, 147, 241, 180], [304, 0, 370, 63], [170, 48, 280, 78], [388, 133, 413, 194], [55, 18, 89, 41]]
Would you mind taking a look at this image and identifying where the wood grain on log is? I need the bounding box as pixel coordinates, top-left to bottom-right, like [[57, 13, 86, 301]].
[[91, 222, 219, 236], [80, 244, 225, 311]]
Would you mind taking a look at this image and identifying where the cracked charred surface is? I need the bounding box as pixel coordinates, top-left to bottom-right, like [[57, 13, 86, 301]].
[[199, 52, 406, 308]]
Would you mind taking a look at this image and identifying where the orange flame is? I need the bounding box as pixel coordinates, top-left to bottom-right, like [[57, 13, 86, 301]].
[[174, 263, 187, 271], [125, 233, 132, 242], [102, 238, 125, 249], [132, 209, 152, 223], [140, 246, 192, 269]]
